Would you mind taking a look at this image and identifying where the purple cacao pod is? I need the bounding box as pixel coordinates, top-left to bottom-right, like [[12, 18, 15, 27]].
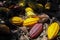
[[29, 23, 43, 38]]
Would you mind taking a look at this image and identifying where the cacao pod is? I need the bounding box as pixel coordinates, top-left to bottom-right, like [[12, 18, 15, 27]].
[[23, 17, 39, 26], [29, 23, 43, 38], [19, 2, 25, 7], [36, 3, 43, 8], [47, 22, 59, 39], [45, 2, 51, 10], [19, 0, 25, 7], [0, 24, 10, 33], [25, 7, 36, 17], [11, 16, 23, 25], [25, 7, 33, 12]]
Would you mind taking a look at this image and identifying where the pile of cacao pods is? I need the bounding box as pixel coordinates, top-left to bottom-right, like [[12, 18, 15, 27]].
[[0, 0, 60, 40]]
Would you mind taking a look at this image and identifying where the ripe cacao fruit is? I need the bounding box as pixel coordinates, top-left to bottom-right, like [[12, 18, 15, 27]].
[[25, 7, 36, 17], [47, 22, 59, 39], [25, 7, 33, 12], [29, 23, 43, 38], [19, 0, 25, 7], [23, 17, 39, 26], [19, 2, 25, 7], [36, 4, 43, 8], [11, 16, 23, 25], [45, 2, 51, 10]]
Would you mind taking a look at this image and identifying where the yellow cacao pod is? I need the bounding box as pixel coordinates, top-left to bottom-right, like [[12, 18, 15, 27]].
[[19, 0, 25, 7], [23, 17, 39, 26], [11, 16, 23, 25], [45, 2, 51, 9], [47, 22, 59, 39], [19, 2, 25, 7], [37, 4, 43, 8], [25, 7, 36, 17], [25, 7, 33, 12]]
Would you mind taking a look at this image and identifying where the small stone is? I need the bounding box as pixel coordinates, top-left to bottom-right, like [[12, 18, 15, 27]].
[[36, 37, 41, 40], [41, 35, 48, 40], [19, 27, 28, 34], [40, 33, 44, 37], [1, 20, 5, 23], [20, 36, 25, 40], [24, 35, 29, 40]]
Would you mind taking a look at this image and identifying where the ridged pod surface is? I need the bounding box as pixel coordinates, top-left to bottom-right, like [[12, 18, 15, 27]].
[[25, 7, 36, 17], [23, 17, 39, 26], [29, 23, 43, 38], [11, 16, 23, 25], [47, 22, 59, 39]]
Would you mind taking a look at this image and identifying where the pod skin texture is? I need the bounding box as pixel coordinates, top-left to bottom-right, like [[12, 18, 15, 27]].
[[23, 17, 39, 26], [47, 22, 59, 39], [11, 16, 23, 25], [25, 7, 36, 17], [29, 23, 43, 38]]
